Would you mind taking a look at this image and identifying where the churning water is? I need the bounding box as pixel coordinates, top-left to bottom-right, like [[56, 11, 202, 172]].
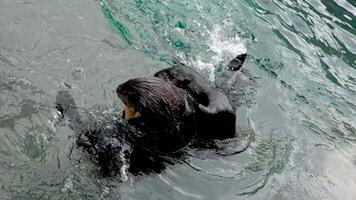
[[0, 0, 355, 199]]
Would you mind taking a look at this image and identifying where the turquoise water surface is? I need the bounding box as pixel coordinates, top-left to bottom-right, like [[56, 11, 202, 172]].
[[0, 0, 355, 199]]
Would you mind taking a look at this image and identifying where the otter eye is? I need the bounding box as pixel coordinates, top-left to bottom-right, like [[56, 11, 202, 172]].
[[124, 105, 141, 120]]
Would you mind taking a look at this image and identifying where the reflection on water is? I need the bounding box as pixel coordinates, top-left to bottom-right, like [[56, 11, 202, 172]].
[[0, 0, 355, 199]]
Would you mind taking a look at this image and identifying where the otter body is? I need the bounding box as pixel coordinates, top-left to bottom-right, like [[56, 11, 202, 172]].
[[154, 54, 248, 139], [154, 65, 236, 139]]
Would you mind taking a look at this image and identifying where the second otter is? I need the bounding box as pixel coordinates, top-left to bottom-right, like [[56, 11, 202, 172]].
[[154, 65, 236, 139], [153, 54, 248, 139]]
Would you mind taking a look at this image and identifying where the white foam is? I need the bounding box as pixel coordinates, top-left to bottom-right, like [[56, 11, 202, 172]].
[[62, 176, 74, 192], [193, 57, 215, 81], [209, 25, 246, 61], [193, 25, 246, 81], [119, 143, 132, 182]]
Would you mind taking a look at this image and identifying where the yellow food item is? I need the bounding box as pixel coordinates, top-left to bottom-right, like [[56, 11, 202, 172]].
[[124, 105, 141, 120]]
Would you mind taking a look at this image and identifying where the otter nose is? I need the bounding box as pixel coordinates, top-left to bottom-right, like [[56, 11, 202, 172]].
[[116, 84, 123, 94]]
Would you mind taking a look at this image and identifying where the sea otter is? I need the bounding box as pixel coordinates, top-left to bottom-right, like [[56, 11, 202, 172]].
[[154, 54, 247, 139], [55, 53, 249, 176]]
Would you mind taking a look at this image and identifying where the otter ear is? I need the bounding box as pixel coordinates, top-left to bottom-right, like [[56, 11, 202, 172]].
[[225, 54, 247, 71]]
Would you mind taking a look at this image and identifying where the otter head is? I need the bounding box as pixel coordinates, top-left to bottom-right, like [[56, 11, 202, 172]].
[[116, 77, 187, 125], [116, 77, 197, 152]]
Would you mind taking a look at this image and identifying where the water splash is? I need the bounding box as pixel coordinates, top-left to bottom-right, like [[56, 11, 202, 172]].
[[100, 0, 247, 80]]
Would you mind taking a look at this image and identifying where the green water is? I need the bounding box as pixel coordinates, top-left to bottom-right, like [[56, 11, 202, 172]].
[[0, 0, 355, 199]]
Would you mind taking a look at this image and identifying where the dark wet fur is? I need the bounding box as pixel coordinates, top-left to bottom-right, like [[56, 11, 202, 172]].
[[117, 77, 197, 153], [153, 54, 248, 139], [154, 66, 236, 139]]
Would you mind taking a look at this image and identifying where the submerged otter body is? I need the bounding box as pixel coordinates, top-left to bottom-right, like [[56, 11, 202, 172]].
[[56, 89, 185, 176]]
